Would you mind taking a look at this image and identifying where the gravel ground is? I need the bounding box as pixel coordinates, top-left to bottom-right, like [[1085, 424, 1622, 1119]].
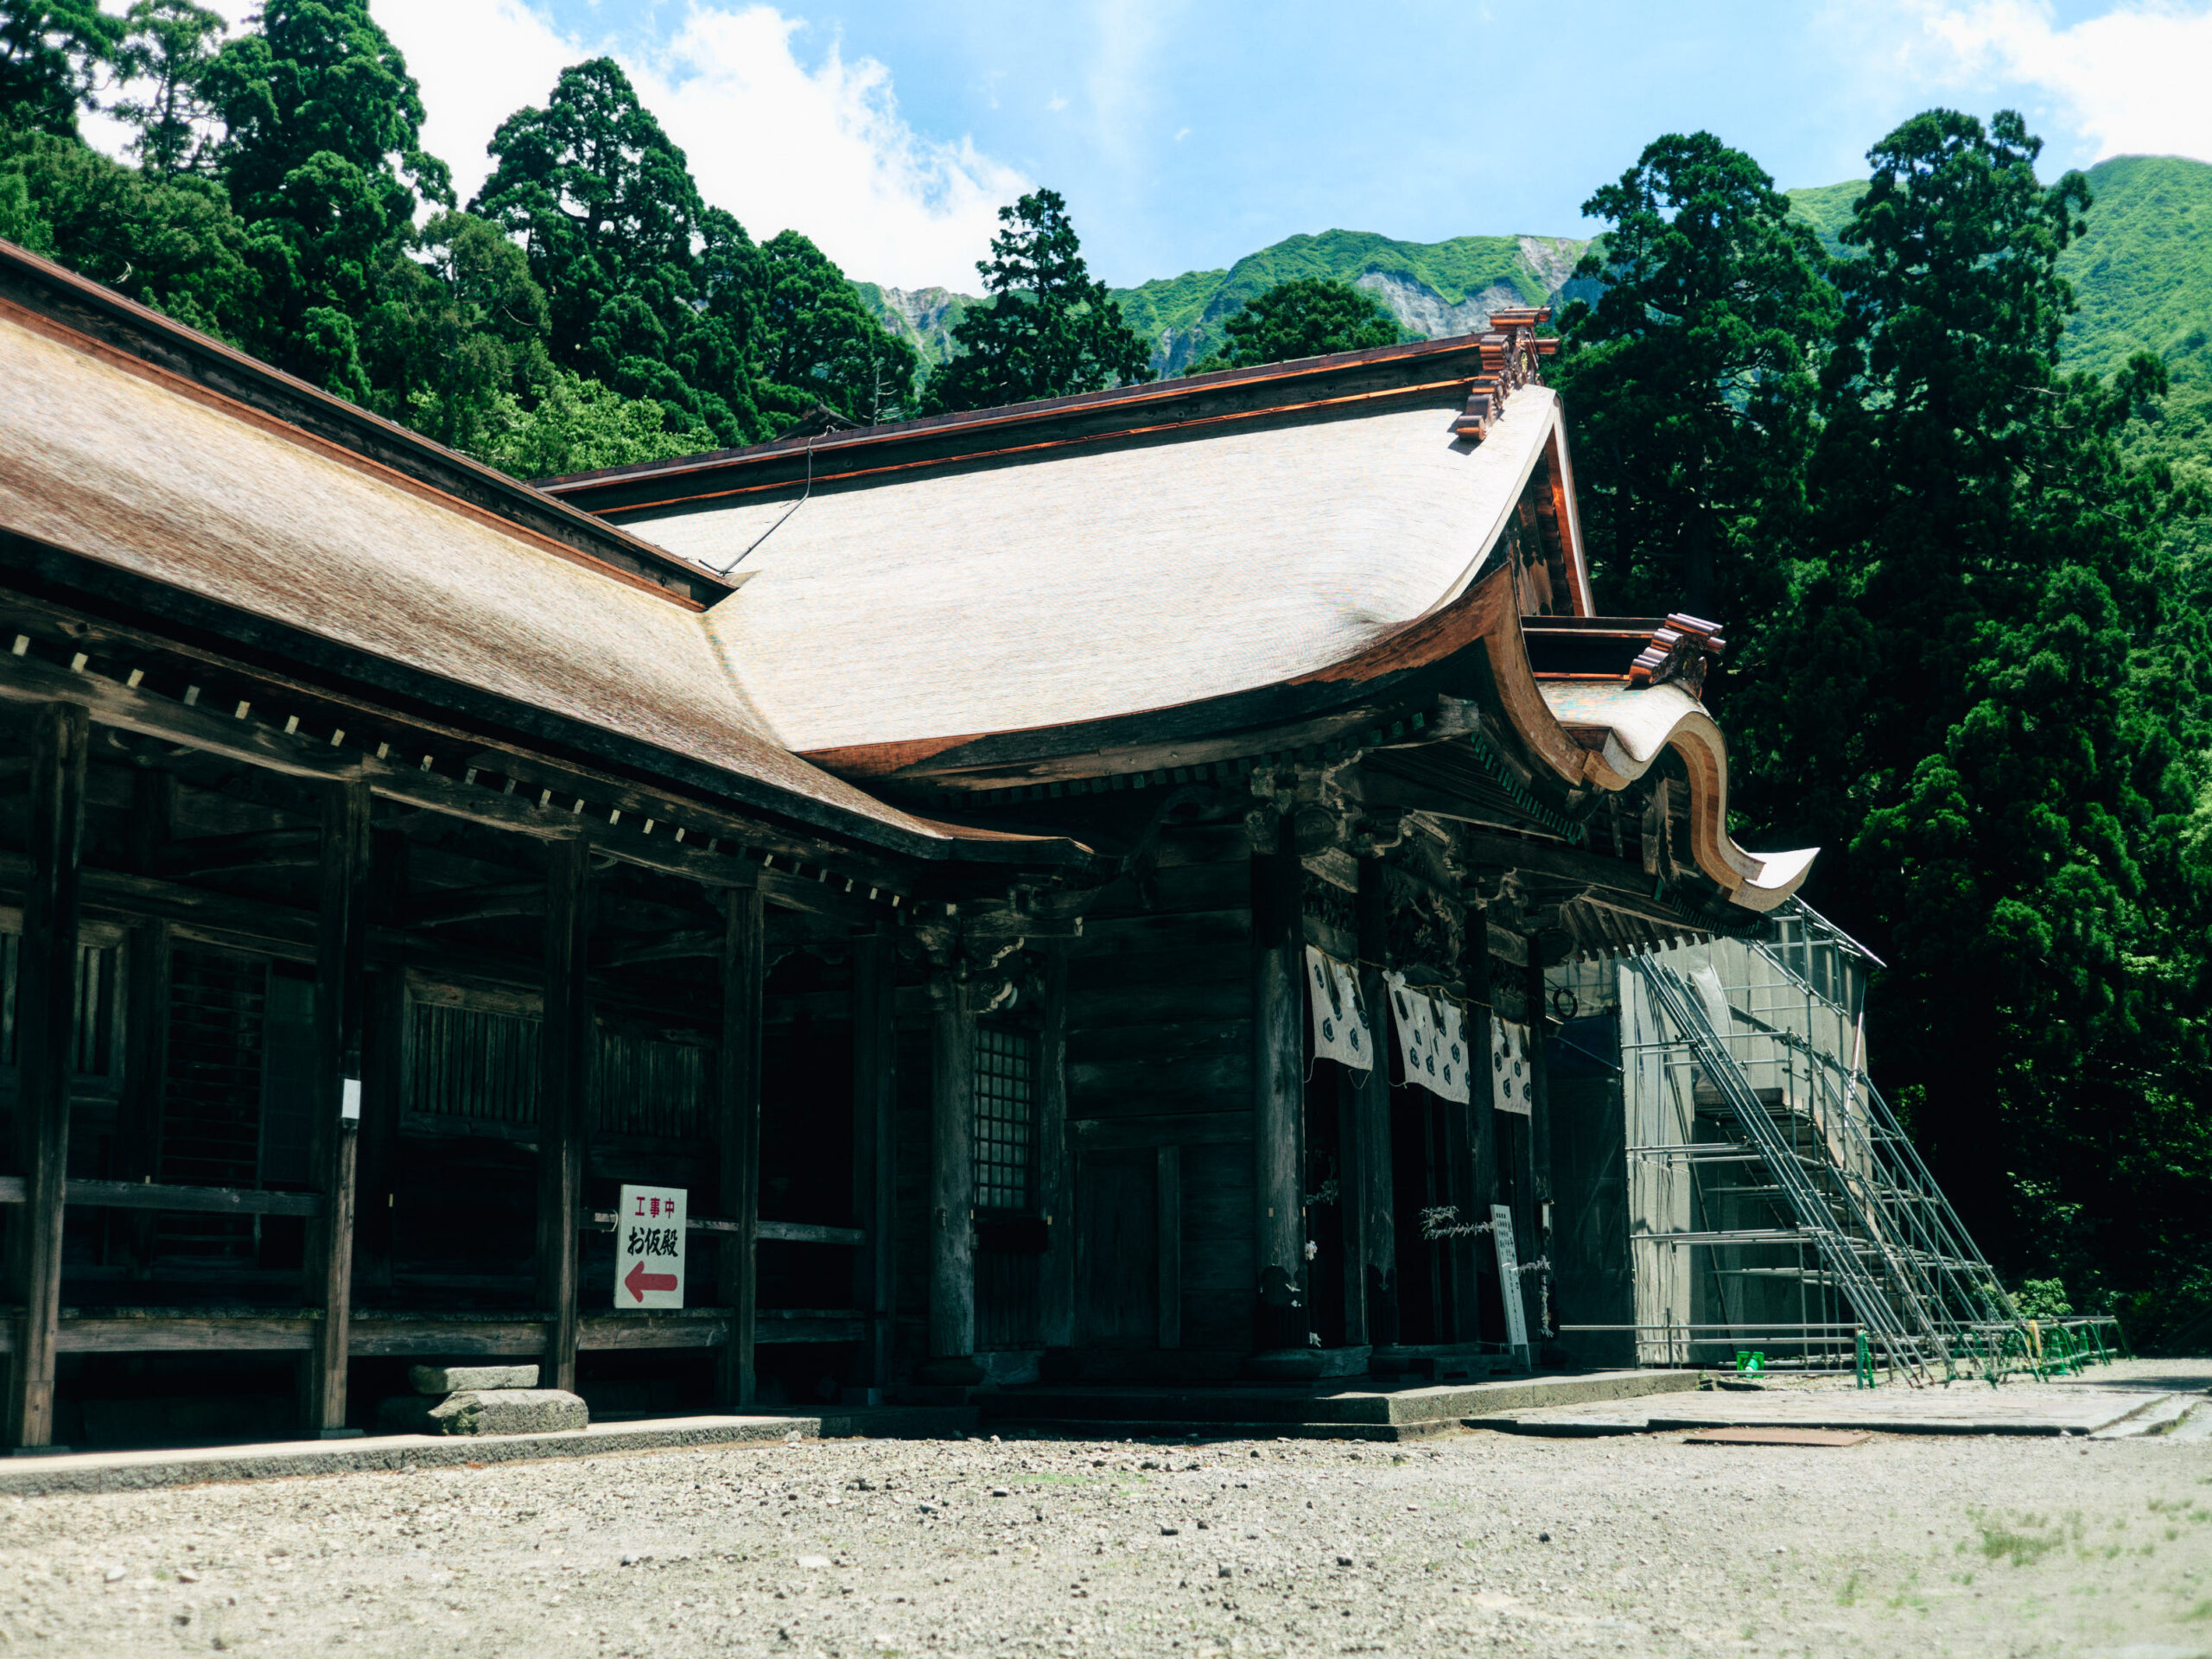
[[3, 1402, 2209, 1658]]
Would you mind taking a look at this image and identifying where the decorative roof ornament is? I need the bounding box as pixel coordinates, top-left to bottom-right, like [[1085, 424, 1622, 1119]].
[[1452, 308, 1560, 443], [1629, 613, 1727, 696]]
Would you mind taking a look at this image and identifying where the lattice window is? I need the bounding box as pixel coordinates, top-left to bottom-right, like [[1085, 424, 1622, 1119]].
[[0, 925, 123, 1084], [408, 998, 540, 1125], [973, 1022, 1037, 1214]]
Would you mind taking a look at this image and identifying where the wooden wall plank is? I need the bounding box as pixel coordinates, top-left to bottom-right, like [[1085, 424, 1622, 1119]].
[[1156, 1146, 1181, 1351], [1067, 1111, 1250, 1152], [4, 702, 87, 1449]]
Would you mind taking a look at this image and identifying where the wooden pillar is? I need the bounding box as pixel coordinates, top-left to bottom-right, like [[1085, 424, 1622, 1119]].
[[303, 779, 370, 1433], [357, 827, 409, 1296], [1525, 950, 1554, 1351], [116, 770, 171, 1278], [1037, 949, 1074, 1351], [534, 836, 592, 1395], [1467, 905, 1501, 1344], [1249, 810, 1304, 1354], [926, 964, 976, 1365], [850, 931, 895, 1389], [5, 702, 87, 1450], [1349, 855, 1396, 1348], [1441, 902, 1487, 1342], [715, 887, 764, 1408]]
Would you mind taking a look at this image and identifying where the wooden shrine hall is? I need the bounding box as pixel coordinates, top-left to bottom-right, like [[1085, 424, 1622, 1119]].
[[0, 235, 1812, 1450]]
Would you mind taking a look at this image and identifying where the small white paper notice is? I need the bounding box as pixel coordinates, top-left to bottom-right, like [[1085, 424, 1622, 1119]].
[[1492, 1203, 1529, 1356]]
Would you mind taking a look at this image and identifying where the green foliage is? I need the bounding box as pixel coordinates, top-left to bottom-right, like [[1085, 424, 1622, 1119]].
[[0, 0, 120, 135], [110, 0, 226, 176], [362, 209, 551, 456], [1185, 276, 1402, 373], [1551, 132, 1834, 620], [1752, 115, 2209, 1320], [920, 188, 1154, 413], [754, 229, 918, 425], [0, 122, 263, 340], [2012, 1277, 2074, 1319], [475, 368, 715, 480], [200, 0, 448, 396]]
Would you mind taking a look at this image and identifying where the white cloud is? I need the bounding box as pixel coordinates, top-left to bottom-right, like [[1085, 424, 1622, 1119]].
[[1905, 0, 2212, 162], [88, 0, 1028, 289]]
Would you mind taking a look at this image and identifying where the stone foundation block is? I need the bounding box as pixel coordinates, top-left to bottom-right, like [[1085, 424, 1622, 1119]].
[[427, 1389, 589, 1436], [410, 1364, 541, 1395]]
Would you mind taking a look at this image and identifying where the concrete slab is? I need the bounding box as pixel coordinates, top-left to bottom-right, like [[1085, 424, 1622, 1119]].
[[984, 1369, 1702, 1440], [0, 1414, 817, 1498], [1466, 1371, 2199, 1440]]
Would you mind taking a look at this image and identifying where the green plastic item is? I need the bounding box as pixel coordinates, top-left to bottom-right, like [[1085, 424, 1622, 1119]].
[[1734, 1349, 1766, 1375]]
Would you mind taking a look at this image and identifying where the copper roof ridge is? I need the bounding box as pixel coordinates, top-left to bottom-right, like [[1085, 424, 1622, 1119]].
[[533, 331, 1505, 494]]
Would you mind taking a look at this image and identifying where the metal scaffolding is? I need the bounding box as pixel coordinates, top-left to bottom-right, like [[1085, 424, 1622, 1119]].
[[1614, 906, 2114, 1385]]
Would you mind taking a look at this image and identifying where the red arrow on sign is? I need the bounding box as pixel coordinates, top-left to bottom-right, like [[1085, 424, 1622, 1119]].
[[624, 1260, 677, 1303]]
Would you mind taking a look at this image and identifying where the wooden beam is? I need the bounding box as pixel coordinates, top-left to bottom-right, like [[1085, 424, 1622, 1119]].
[[715, 887, 765, 1408], [535, 837, 592, 1395], [1350, 854, 1398, 1346], [0, 643, 924, 899], [850, 932, 897, 1389], [0, 1178, 321, 1216], [4, 701, 87, 1449], [927, 965, 976, 1364], [1249, 810, 1304, 1355], [303, 779, 371, 1433], [157, 827, 320, 880], [0, 608, 919, 884], [1037, 948, 1074, 1350]]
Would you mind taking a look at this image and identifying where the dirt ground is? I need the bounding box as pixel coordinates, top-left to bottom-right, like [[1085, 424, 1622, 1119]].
[[3, 1395, 2208, 1658]]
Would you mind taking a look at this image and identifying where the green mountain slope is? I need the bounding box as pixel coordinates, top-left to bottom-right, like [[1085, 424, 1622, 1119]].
[[1786, 155, 2212, 380], [861, 228, 1588, 378], [861, 155, 2210, 500]]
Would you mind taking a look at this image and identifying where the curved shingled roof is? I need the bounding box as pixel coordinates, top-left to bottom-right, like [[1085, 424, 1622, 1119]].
[[0, 255, 1076, 865], [606, 369, 1810, 914]]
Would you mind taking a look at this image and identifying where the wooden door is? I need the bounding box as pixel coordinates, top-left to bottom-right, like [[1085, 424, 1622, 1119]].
[[1074, 1148, 1157, 1348]]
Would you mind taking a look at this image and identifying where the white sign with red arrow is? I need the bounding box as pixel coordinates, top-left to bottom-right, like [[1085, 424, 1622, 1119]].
[[615, 1184, 686, 1309]]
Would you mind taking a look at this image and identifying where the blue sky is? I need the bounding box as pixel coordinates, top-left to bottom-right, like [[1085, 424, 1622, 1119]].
[[342, 0, 2212, 289]]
